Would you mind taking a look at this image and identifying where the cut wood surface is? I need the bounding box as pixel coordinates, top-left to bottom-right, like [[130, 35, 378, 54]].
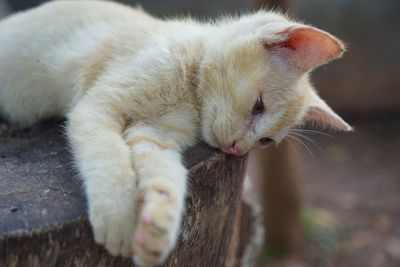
[[0, 120, 248, 267]]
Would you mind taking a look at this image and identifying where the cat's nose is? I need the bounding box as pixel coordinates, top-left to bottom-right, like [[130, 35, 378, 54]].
[[228, 141, 241, 156]]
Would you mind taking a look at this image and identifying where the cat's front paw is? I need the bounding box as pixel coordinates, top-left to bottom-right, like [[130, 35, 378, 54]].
[[89, 196, 137, 257], [132, 188, 182, 267]]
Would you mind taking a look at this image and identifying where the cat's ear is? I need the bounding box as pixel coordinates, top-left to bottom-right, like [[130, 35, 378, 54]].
[[304, 93, 352, 132], [263, 26, 345, 72]]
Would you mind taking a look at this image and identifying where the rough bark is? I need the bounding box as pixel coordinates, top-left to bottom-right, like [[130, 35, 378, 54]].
[[0, 120, 248, 267]]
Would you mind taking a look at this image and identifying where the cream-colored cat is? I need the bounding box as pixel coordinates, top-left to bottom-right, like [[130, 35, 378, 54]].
[[0, 1, 351, 266]]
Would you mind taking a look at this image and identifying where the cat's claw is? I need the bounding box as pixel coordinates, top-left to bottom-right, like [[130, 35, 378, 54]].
[[132, 189, 180, 267], [89, 192, 137, 257]]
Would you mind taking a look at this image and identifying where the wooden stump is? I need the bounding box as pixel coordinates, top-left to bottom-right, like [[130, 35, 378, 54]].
[[0, 120, 248, 266]]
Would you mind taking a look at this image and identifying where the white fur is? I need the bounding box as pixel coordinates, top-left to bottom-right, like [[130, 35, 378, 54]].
[[0, 1, 349, 266]]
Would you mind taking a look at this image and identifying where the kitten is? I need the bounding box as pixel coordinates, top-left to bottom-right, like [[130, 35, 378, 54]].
[[0, 1, 351, 266]]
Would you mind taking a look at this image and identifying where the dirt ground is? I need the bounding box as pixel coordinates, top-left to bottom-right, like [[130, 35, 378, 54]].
[[268, 118, 400, 267]]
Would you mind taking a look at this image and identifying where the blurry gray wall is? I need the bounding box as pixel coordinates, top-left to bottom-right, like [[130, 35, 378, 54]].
[[0, 0, 10, 19], [294, 0, 400, 116], [3, 0, 250, 17], [121, 0, 250, 17]]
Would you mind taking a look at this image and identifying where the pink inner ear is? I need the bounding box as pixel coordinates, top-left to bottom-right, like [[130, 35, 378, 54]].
[[265, 27, 344, 71], [305, 106, 352, 132]]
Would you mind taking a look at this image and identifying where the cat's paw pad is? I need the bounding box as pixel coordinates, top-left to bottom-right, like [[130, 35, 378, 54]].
[[132, 189, 180, 266]]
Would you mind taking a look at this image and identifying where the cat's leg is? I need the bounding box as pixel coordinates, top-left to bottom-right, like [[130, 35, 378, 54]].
[[67, 96, 138, 257], [124, 123, 190, 267]]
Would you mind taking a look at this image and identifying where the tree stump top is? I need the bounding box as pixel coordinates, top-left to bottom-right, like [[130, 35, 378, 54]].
[[0, 120, 248, 266]]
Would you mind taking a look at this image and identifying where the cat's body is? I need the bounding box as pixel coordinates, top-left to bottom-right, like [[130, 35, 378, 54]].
[[0, 1, 350, 266], [0, 1, 199, 127]]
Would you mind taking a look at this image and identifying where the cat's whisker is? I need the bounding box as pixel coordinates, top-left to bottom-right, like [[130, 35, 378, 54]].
[[289, 129, 321, 143], [290, 128, 335, 138], [287, 131, 324, 153], [283, 137, 298, 154], [286, 134, 315, 157]]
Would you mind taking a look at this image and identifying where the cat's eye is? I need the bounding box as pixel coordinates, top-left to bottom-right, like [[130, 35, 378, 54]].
[[252, 96, 264, 115]]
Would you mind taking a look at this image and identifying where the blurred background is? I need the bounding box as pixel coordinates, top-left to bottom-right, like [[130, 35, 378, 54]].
[[1, 0, 399, 266]]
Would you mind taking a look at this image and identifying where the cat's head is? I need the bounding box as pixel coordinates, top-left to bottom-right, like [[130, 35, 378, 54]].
[[198, 11, 351, 156]]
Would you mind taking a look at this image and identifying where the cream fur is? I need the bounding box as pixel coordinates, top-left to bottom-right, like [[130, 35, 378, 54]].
[[0, 1, 349, 266]]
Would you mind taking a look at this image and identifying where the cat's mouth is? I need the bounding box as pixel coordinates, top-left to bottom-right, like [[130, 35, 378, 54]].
[[256, 137, 274, 149], [224, 137, 274, 156]]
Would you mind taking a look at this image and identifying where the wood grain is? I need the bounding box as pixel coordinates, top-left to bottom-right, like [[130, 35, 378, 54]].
[[0, 120, 248, 266]]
